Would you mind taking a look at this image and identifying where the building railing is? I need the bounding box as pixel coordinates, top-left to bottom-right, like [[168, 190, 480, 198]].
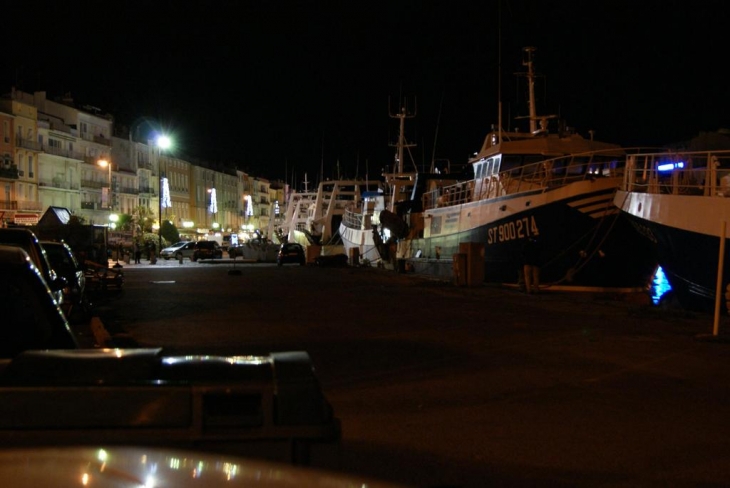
[[81, 180, 105, 189], [0, 200, 43, 211], [15, 138, 42, 151], [41, 144, 85, 160], [93, 134, 112, 146], [0, 166, 19, 179], [38, 179, 79, 190]]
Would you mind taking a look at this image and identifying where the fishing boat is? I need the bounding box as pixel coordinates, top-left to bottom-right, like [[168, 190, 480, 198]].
[[338, 104, 441, 266], [277, 174, 368, 257], [615, 148, 730, 312], [394, 47, 657, 290]]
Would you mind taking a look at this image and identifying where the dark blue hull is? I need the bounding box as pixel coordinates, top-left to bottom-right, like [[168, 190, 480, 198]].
[[405, 192, 657, 289], [623, 214, 730, 313]]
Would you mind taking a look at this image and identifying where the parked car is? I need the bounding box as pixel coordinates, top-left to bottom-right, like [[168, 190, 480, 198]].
[[227, 244, 244, 259], [277, 243, 306, 266], [0, 228, 66, 306], [40, 240, 87, 318], [160, 241, 195, 260], [0, 245, 78, 358], [192, 240, 223, 261]]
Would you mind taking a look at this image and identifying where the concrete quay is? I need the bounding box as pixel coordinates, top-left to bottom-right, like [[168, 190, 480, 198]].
[[88, 263, 730, 487]]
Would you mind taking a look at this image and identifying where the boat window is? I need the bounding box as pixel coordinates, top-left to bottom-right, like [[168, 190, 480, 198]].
[[501, 155, 524, 172], [482, 158, 496, 178], [550, 159, 567, 175], [475, 163, 483, 179], [566, 156, 589, 175]]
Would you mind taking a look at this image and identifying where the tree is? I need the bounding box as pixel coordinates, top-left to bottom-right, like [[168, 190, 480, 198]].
[[161, 220, 180, 244], [132, 206, 155, 233]]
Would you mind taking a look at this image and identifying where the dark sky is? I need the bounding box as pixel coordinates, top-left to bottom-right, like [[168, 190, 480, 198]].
[[5, 1, 728, 182]]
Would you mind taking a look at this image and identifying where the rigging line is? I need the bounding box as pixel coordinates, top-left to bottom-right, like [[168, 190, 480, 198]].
[[574, 185, 633, 271]]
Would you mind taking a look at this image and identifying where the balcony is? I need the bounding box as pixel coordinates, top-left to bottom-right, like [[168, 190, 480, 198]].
[[15, 138, 42, 151], [38, 179, 78, 190], [0, 166, 19, 179], [81, 201, 98, 210], [93, 134, 111, 146], [42, 144, 84, 161], [16, 200, 43, 211], [81, 180, 105, 189]]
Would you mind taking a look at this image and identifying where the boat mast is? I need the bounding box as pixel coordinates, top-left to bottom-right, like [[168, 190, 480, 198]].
[[389, 100, 416, 174], [523, 46, 538, 135]]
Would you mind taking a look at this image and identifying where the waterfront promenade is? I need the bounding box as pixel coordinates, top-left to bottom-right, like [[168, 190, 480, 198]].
[[91, 262, 730, 487]]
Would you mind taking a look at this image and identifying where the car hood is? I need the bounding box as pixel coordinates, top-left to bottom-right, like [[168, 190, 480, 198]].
[[0, 447, 403, 487]]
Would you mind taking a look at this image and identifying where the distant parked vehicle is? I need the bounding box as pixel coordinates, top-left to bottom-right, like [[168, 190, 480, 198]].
[[277, 243, 306, 266], [160, 241, 195, 260], [192, 241, 223, 261]]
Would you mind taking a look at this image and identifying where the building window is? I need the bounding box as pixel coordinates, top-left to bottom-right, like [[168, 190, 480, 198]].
[[2, 121, 8, 143]]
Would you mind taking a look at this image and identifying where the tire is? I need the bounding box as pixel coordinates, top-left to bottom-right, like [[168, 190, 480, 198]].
[[175, 252, 182, 260]]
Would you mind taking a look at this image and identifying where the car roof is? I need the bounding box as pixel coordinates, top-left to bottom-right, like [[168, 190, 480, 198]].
[[0, 228, 55, 279], [0, 244, 33, 266]]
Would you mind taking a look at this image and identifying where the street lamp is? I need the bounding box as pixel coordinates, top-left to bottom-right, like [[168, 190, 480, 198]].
[[98, 159, 112, 211]]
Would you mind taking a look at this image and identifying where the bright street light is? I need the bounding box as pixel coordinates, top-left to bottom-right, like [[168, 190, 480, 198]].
[[156, 135, 172, 150]]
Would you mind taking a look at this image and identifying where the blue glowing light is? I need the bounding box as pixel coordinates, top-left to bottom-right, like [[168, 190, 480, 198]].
[[651, 266, 673, 305], [657, 161, 685, 172]]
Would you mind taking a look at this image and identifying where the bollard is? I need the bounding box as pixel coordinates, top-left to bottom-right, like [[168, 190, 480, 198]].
[[179, 254, 183, 265]]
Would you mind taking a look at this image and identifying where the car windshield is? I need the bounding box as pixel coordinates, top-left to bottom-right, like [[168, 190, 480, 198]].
[[43, 244, 79, 269]]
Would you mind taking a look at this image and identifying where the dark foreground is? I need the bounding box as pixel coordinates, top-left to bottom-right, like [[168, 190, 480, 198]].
[[92, 262, 730, 487]]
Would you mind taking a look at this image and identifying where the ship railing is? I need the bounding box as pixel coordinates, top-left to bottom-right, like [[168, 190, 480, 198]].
[[422, 149, 627, 210], [621, 150, 730, 197], [342, 208, 363, 228]]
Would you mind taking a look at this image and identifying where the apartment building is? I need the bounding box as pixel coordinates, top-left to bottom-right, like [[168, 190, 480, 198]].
[[0, 88, 285, 239]]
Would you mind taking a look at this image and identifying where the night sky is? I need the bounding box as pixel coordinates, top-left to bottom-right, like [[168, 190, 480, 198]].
[[4, 1, 728, 183]]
